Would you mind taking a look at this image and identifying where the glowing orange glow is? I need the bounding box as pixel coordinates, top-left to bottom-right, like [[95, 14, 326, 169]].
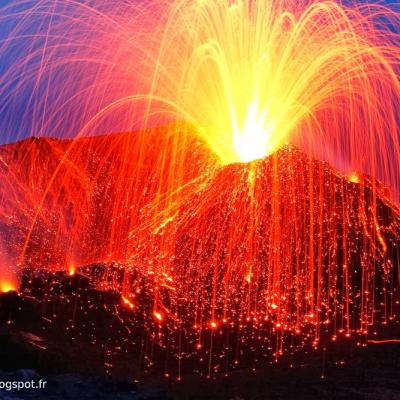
[[348, 172, 360, 184], [0, 281, 17, 294], [368, 339, 400, 344], [68, 264, 76, 276]]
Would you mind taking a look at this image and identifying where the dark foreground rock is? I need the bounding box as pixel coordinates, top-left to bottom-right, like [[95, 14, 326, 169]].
[[1, 348, 400, 400], [1, 291, 400, 399], [1, 337, 400, 400]]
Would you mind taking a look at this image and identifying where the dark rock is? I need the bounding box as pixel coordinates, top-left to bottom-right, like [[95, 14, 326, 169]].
[[115, 381, 137, 392], [13, 371, 41, 382]]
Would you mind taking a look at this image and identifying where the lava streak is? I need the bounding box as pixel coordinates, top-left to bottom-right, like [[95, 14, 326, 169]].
[[0, 0, 399, 376]]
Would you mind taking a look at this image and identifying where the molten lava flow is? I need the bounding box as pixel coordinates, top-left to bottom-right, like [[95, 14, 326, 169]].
[[0, 0, 399, 376], [135, 145, 400, 342]]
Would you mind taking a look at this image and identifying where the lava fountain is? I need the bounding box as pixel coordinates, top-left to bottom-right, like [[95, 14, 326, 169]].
[[0, 0, 399, 376]]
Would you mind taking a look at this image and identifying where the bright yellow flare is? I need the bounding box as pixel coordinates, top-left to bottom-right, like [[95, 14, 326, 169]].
[[233, 100, 277, 162], [147, 0, 400, 173]]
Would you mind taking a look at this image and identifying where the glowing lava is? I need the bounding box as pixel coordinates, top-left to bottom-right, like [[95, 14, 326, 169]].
[[233, 100, 277, 162], [68, 264, 76, 276], [147, 0, 400, 175], [0, 281, 17, 294]]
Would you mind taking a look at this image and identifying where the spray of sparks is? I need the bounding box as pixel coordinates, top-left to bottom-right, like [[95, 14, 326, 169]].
[[0, 0, 400, 377]]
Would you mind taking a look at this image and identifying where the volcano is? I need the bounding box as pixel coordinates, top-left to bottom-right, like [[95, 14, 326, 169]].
[[0, 132, 399, 374]]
